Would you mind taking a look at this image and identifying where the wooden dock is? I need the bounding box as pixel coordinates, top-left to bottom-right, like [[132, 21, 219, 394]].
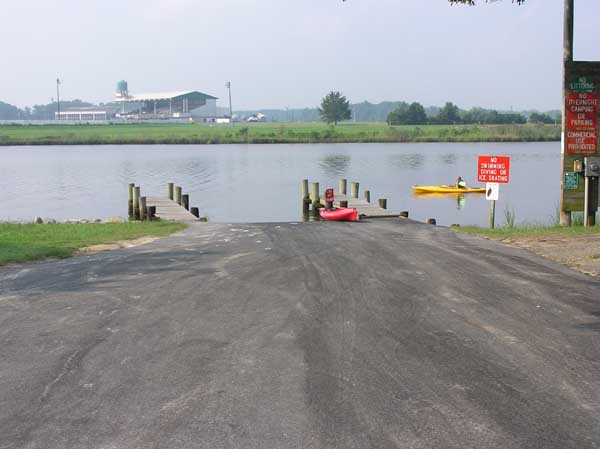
[[146, 197, 199, 222], [302, 179, 401, 218], [327, 192, 400, 218]]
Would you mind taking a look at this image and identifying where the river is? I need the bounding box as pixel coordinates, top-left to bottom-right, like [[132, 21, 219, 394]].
[[0, 142, 559, 226]]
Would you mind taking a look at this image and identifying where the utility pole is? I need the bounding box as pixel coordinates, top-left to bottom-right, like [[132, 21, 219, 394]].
[[56, 78, 61, 121], [559, 0, 574, 226], [226, 81, 233, 126]]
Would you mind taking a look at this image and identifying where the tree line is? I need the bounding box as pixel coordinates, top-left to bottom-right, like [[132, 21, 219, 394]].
[[386, 101, 557, 126]]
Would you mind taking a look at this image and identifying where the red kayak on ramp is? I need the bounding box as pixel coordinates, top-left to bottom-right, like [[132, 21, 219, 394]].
[[319, 207, 359, 222]]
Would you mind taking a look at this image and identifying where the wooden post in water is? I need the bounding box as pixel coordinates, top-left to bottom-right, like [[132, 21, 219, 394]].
[[378, 198, 387, 210], [301, 179, 310, 214], [168, 183, 174, 201], [174, 186, 182, 205], [339, 178, 347, 195], [147, 206, 156, 220], [128, 183, 135, 217], [182, 194, 190, 210], [133, 186, 141, 220], [350, 182, 359, 199], [311, 182, 321, 214], [191, 207, 200, 218], [489, 200, 496, 230], [140, 196, 147, 221], [364, 190, 371, 203]]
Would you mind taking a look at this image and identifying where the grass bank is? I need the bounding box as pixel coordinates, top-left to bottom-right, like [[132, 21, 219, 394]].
[[453, 224, 600, 277], [0, 123, 560, 145], [453, 225, 600, 239], [0, 221, 186, 266]]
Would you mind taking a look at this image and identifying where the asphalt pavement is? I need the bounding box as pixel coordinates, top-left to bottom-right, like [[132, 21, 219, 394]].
[[1, 219, 600, 449]]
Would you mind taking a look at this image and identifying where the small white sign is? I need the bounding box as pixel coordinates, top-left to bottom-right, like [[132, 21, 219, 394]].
[[486, 182, 499, 201]]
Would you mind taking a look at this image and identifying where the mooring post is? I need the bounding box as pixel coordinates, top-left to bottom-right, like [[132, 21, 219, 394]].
[[174, 186, 182, 205], [489, 200, 496, 229], [140, 196, 147, 220], [311, 182, 320, 204], [190, 207, 200, 218], [364, 190, 371, 203], [378, 198, 387, 210], [168, 182, 174, 201], [311, 182, 321, 214], [301, 179, 310, 214], [182, 194, 190, 210], [133, 186, 141, 220], [128, 183, 135, 217], [350, 182, 359, 199], [339, 178, 347, 195]]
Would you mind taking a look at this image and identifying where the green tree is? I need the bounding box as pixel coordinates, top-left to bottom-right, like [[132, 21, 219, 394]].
[[387, 102, 427, 125], [319, 91, 352, 125], [435, 102, 461, 125], [528, 112, 555, 124]]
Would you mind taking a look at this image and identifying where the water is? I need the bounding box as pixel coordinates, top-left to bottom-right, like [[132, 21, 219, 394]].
[[0, 142, 560, 226]]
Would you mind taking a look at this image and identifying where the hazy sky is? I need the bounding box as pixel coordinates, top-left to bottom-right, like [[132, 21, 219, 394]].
[[2, 0, 599, 111]]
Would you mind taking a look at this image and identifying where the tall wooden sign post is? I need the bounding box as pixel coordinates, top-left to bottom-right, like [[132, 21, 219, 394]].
[[560, 0, 600, 226]]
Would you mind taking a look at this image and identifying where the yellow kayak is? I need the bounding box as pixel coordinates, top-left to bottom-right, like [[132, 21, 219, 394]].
[[412, 185, 486, 194]]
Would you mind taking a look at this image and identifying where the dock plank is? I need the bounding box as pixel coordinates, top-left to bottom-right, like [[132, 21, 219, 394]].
[[327, 193, 400, 218], [146, 197, 199, 222]]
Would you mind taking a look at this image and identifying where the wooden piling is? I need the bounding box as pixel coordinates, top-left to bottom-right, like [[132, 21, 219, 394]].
[[182, 194, 190, 210], [168, 183, 174, 201], [133, 186, 141, 220], [190, 207, 200, 218], [174, 186, 182, 205], [301, 179, 309, 200], [339, 178, 347, 195], [310, 182, 320, 203], [350, 182, 359, 199], [147, 206, 156, 220], [364, 190, 371, 203], [378, 198, 387, 210], [128, 183, 135, 217], [140, 196, 147, 221]]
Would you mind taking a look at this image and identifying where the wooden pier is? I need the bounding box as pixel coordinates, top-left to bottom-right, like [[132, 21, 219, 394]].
[[128, 182, 201, 222], [146, 197, 199, 222], [302, 178, 401, 218]]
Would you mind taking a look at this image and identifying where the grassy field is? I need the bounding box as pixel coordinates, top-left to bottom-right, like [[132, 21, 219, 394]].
[[0, 221, 186, 265], [0, 123, 560, 145]]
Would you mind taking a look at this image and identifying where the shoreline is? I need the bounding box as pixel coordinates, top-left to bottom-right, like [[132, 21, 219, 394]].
[[0, 123, 560, 146]]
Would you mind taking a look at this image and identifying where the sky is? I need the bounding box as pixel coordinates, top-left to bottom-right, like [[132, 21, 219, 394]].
[[1, 0, 599, 111]]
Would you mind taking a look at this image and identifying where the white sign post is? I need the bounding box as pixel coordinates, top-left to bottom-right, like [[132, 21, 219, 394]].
[[486, 182, 499, 229]]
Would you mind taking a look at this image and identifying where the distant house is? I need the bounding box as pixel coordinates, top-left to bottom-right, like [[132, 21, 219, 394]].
[[55, 106, 118, 121]]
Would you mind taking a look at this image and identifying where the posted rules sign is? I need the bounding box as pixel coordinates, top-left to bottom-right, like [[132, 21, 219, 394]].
[[566, 92, 598, 155], [478, 156, 511, 184]]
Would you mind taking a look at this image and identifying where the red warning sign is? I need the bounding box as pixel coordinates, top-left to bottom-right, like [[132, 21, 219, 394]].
[[477, 155, 511, 184], [567, 92, 598, 130]]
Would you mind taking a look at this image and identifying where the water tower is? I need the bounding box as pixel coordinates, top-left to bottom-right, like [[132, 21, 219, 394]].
[[115, 80, 129, 99]]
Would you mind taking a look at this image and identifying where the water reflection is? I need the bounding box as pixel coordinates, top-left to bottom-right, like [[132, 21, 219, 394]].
[[388, 153, 424, 170], [439, 153, 458, 166], [318, 154, 351, 176]]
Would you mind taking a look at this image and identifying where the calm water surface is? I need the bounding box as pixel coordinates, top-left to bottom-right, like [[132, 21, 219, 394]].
[[0, 142, 559, 226]]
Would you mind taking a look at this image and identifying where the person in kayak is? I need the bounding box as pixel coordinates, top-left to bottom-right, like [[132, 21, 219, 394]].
[[455, 176, 467, 189]]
